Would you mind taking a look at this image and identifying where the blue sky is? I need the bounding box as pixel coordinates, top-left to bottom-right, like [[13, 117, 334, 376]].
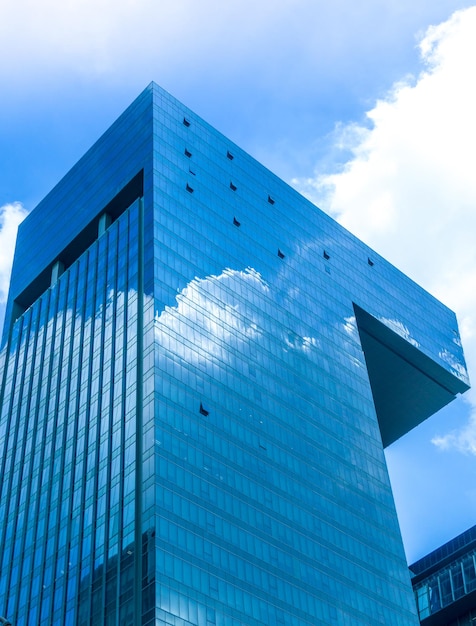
[[1, 0, 476, 564]]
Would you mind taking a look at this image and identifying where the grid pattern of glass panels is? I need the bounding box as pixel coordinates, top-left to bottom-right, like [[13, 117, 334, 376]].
[[146, 84, 467, 625], [0, 200, 152, 625], [0, 83, 469, 625], [414, 549, 476, 621]]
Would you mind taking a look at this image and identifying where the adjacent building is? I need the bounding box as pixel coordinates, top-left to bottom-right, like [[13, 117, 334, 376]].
[[0, 83, 470, 625], [411, 525, 476, 625]]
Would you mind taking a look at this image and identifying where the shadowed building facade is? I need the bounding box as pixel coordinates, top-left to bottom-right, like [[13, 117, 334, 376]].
[[411, 525, 476, 625], [0, 83, 470, 625]]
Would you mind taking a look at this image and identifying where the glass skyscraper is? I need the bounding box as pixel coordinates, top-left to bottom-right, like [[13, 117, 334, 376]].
[[0, 83, 469, 625]]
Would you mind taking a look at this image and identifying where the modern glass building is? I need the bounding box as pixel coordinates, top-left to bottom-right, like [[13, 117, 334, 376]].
[[0, 82, 470, 625], [411, 525, 476, 625]]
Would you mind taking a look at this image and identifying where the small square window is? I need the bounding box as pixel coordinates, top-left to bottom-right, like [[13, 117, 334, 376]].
[[227, 151, 234, 160], [186, 183, 194, 193], [268, 195, 275, 205], [233, 217, 241, 227], [199, 403, 209, 416], [184, 149, 192, 158], [323, 251, 330, 260], [183, 117, 191, 127], [368, 258, 374, 266], [230, 182, 237, 191], [278, 249, 285, 259]]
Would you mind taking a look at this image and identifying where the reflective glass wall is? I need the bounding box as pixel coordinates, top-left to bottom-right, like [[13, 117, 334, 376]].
[[0, 83, 469, 625], [414, 549, 476, 620], [411, 526, 476, 624], [0, 200, 156, 625], [147, 84, 468, 625]]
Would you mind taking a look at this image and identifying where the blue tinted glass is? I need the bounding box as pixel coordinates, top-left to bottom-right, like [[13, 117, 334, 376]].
[[0, 83, 468, 625]]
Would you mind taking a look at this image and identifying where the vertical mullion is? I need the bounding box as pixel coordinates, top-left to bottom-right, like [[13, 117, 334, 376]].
[[37, 282, 63, 623], [78, 243, 100, 624], [21, 294, 50, 623], [90, 233, 108, 622], [135, 197, 144, 622], [104, 220, 120, 621], [61, 260, 83, 624], [72, 250, 93, 625], [48, 271, 72, 623], [49, 263, 78, 623], [118, 207, 130, 621], [11, 306, 43, 620], [3, 311, 31, 616]]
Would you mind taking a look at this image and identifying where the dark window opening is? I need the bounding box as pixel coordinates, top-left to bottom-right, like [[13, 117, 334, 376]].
[[199, 403, 209, 416], [233, 217, 241, 227], [368, 258, 374, 266], [230, 182, 237, 191], [227, 151, 234, 160], [183, 117, 191, 127], [268, 195, 275, 205], [278, 249, 285, 259], [323, 251, 330, 260], [184, 149, 192, 158], [189, 169, 196, 176], [186, 183, 194, 193], [12, 171, 144, 322]]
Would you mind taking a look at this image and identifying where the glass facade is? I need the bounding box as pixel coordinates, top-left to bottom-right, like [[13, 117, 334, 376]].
[[411, 525, 476, 624], [0, 83, 470, 624]]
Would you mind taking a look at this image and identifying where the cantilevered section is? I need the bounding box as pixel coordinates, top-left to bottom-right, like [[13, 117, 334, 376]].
[[354, 304, 470, 447], [0, 82, 470, 625]]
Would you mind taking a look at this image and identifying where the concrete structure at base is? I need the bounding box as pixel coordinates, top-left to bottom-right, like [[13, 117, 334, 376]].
[[411, 525, 476, 625], [0, 82, 470, 625]]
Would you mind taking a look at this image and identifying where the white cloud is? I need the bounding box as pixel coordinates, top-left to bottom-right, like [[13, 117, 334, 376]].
[[295, 6, 476, 453], [0, 0, 320, 84], [0, 0, 469, 99], [431, 420, 476, 454], [154, 265, 324, 371], [379, 318, 420, 348], [154, 268, 268, 367], [0, 202, 28, 303]]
